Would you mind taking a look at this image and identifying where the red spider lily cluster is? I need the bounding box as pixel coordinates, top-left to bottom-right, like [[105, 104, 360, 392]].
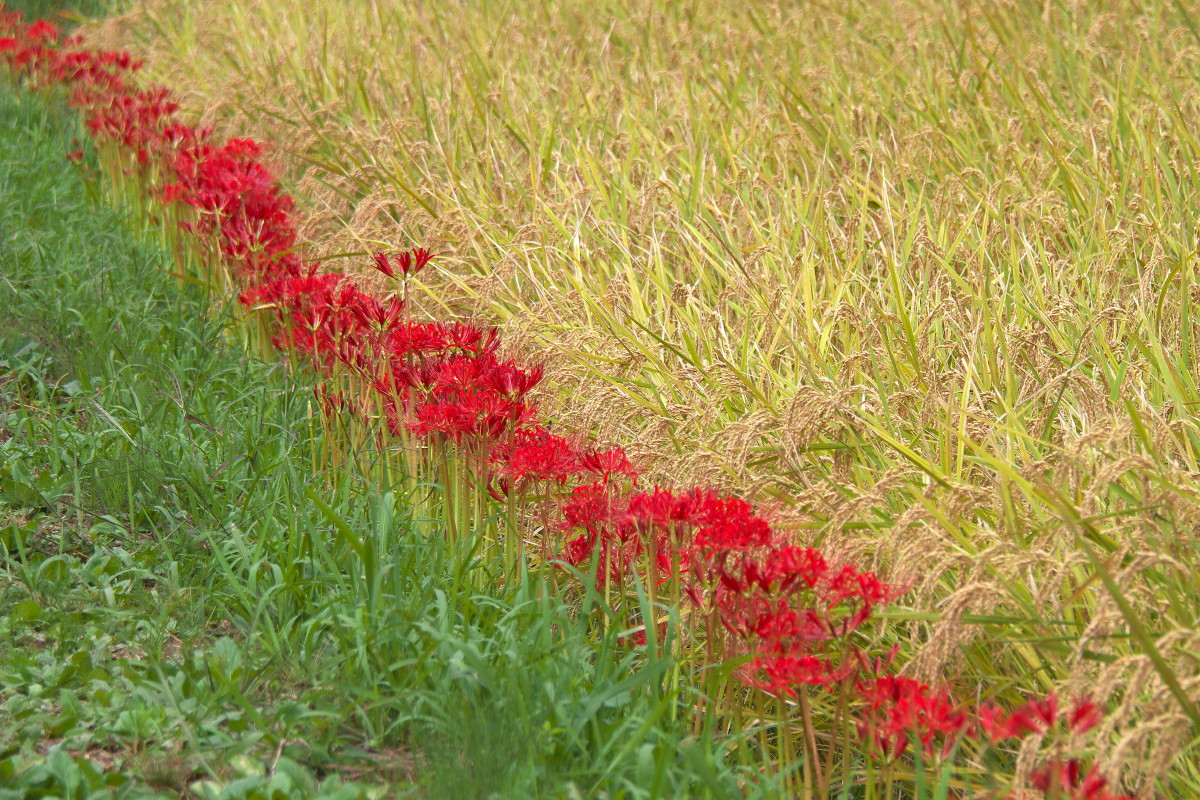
[[853, 680, 1129, 800], [0, 10, 1137, 798]]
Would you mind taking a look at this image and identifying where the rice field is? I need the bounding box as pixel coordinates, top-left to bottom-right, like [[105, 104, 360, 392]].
[[1, 0, 1198, 796]]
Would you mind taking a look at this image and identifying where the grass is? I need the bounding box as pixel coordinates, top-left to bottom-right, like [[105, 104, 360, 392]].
[[2, 0, 114, 24], [0, 81, 759, 798], [78, 0, 1200, 794]]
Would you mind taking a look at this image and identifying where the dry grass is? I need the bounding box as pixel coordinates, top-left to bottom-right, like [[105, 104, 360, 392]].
[[84, 0, 1200, 792]]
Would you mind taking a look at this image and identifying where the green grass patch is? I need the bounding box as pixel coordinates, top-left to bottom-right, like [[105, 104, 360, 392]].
[[2, 0, 115, 24]]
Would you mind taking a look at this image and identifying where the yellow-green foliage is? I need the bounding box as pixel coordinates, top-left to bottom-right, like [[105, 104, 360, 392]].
[[89, 0, 1200, 792]]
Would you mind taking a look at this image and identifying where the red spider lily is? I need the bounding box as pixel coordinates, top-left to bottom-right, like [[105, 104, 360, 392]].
[[486, 476, 512, 503], [26, 20, 58, 43], [692, 493, 775, 552], [855, 675, 973, 760], [980, 694, 1107, 746], [594, 539, 646, 587], [557, 480, 657, 588], [412, 247, 434, 272], [83, 87, 180, 153], [562, 479, 629, 538], [1028, 760, 1133, 800], [978, 703, 1039, 744], [480, 360, 544, 399], [618, 629, 647, 648], [712, 544, 893, 703], [1068, 697, 1104, 734], [372, 247, 434, 279], [824, 564, 896, 608], [563, 533, 596, 566], [427, 353, 496, 397], [744, 545, 828, 593], [407, 389, 535, 442], [240, 271, 342, 311], [349, 293, 406, 333], [1031, 694, 1059, 729], [979, 695, 1057, 743], [719, 592, 830, 643], [491, 425, 583, 485], [387, 320, 456, 356], [372, 251, 396, 278], [390, 360, 443, 393], [743, 652, 847, 696], [580, 446, 638, 481], [386, 320, 493, 358], [626, 486, 705, 532]]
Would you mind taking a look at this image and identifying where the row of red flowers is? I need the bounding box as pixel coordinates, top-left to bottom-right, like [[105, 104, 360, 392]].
[[0, 11, 1133, 798]]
